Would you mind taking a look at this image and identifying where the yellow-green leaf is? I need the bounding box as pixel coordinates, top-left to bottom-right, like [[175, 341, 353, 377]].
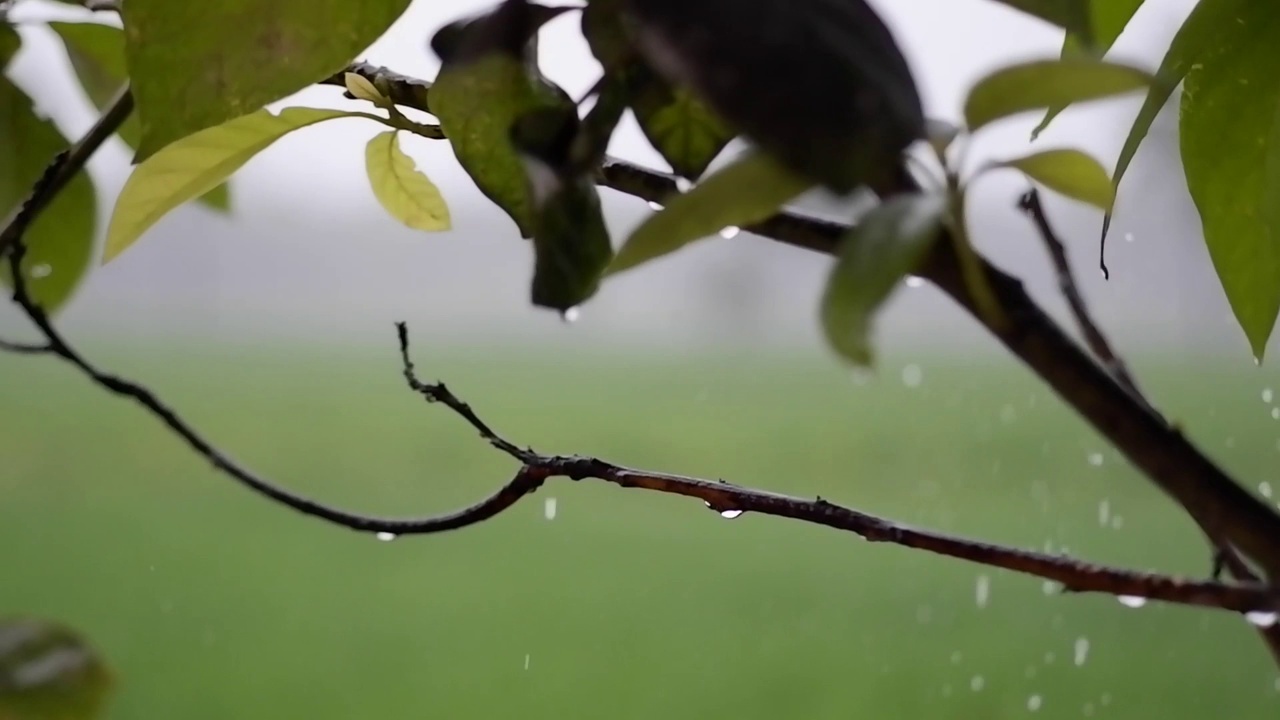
[[344, 71, 390, 108], [0, 78, 97, 313], [104, 107, 367, 262], [122, 0, 411, 159], [0, 617, 113, 720], [364, 131, 450, 232], [821, 192, 947, 367], [964, 58, 1153, 132], [994, 148, 1114, 211], [608, 150, 813, 276]]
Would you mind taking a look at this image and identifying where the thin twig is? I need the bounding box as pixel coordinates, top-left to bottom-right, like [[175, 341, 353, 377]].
[[1017, 189, 1141, 397], [0, 338, 51, 354]]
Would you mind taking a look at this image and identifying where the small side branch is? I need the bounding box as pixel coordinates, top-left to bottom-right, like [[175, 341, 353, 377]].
[[1016, 189, 1141, 397]]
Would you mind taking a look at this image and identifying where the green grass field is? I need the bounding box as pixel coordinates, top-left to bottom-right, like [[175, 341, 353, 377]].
[[3, 344, 1279, 718]]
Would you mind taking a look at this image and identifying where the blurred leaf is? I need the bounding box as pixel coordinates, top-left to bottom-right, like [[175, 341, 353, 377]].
[[0, 78, 97, 313], [1032, 0, 1146, 137], [49, 21, 230, 212], [620, 0, 924, 194], [121, 0, 410, 159], [364, 130, 450, 232], [925, 118, 962, 159], [429, 54, 568, 239], [1103, 0, 1244, 242], [581, 1, 732, 179], [964, 57, 1152, 132], [0, 617, 113, 720], [608, 150, 812, 276], [994, 148, 1114, 211], [104, 107, 365, 262], [821, 192, 947, 366], [1179, 0, 1280, 360], [1, 24, 19, 67], [986, 0, 1093, 45]]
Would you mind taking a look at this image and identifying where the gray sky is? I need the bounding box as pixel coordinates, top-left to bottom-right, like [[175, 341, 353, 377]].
[[7, 0, 1259, 361]]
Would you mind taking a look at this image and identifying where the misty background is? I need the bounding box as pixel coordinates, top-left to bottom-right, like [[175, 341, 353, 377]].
[[2, 0, 1259, 361]]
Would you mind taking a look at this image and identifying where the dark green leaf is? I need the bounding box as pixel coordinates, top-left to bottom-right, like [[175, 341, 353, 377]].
[[49, 21, 231, 212], [821, 192, 946, 366], [1179, 0, 1280, 359], [1032, 0, 1147, 137], [619, 0, 924, 194], [105, 107, 366, 262], [0, 78, 97, 313], [122, 0, 411, 159], [987, 0, 1093, 45], [993, 148, 1113, 211], [964, 57, 1153, 132], [609, 150, 812, 275], [1103, 0, 1246, 243], [529, 177, 613, 312], [0, 617, 112, 720], [429, 3, 572, 238]]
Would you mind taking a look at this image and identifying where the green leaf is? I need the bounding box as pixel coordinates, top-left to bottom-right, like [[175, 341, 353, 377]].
[[0, 617, 113, 720], [104, 107, 367, 262], [0, 24, 19, 67], [993, 148, 1114, 211], [344, 71, 391, 109], [121, 0, 410, 159], [1032, 0, 1146, 137], [429, 54, 568, 238], [0, 78, 97, 313], [609, 150, 813, 276], [1104, 0, 1246, 242], [821, 192, 947, 366], [364, 131, 450, 232], [987, 0, 1093, 45], [49, 22, 230, 212], [529, 177, 613, 312], [1179, 0, 1280, 360], [964, 58, 1153, 132]]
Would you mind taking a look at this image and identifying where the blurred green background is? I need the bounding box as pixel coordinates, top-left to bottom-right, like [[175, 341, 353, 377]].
[[3, 345, 1279, 718]]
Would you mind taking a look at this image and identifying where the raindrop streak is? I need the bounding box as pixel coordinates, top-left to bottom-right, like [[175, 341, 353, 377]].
[[969, 675, 985, 692], [906, 276, 925, 288], [647, 201, 663, 211], [375, 532, 397, 542], [561, 307, 581, 324], [1272, 408, 1280, 421], [1083, 702, 1097, 717], [719, 225, 741, 239], [999, 405, 1017, 424], [901, 364, 924, 389], [543, 497, 558, 520], [1073, 637, 1090, 666], [1087, 452, 1104, 467], [1110, 515, 1124, 530], [1027, 695, 1043, 712], [1263, 388, 1274, 403], [1041, 580, 1059, 596], [523, 653, 530, 670], [1117, 595, 1147, 608], [975, 574, 990, 608], [1097, 499, 1111, 527], [1123, 232, 1135, 243], [1245, 610, 1280, 628], [1261, 482, 1274, 499], [949, 651, 963, 665]]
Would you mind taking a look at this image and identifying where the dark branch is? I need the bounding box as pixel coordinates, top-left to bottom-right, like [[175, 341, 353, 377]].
[[1016, 189, 1141, 398], [0, 337, 52, 355]]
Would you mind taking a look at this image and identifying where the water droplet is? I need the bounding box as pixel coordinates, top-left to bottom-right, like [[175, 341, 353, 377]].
[[1110, 515, 1124, 530], [647, 200, 663, 211], [1123, 232, 1135, 243], [675, 177, 693, 192], [1263, 388, 1274, 403], [28, 264, 52, 279], [1097, 499, 1111, 527], [949, 650, 963, 664], [523, 653, 530, 670], [561, 306, 581, 324], [1073, 637, 1090, 666], [1027, 694, 1043, 712], [1041, 580, 1060, 595], [901, 363, 924, 389], [969, 675, 985, 692], [543, 497, 558, 520], [1272, 408, 1280, 421], [719, 509, 744, 519], [1043, 651, 1055, 665], [1261, 482, 1273, 499], [1100, 693, 1112, 706], [1083, 702, 1096, 717], [375, 531, 397, 542], [905, 275, 925, 288], [718, 225, 741, 239], [975, 574, 990, 608], [1245, 610, 1279, 628], [1087, 452, 1104, 467], [1117, 594, 1147, 608], [940, 683, 953, 698]]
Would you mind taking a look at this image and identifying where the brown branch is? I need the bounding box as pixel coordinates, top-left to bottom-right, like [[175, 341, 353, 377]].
[[1016, 189, 1141, 398]]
